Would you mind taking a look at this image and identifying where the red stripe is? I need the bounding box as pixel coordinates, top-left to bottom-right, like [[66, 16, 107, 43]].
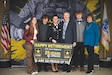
[[1, 28, 7, 41], [1, 41, 8, 50], [6, 24, 10, 45], [102, 31, 109, 42], [1, 34, 8, 47], [4, 25, 10, 45], [1, 36, 7, 41], [1, 23, 10, 51]]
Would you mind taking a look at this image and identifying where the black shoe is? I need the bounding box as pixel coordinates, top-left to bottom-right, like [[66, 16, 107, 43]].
[[66, 70, 70, 73], [55, 70, 58, 72], [86, 70, 93, 75], [38, 67, 42, 72], [38, 69, 41, 72], [52, 70, 57, 72], [62, 69, 66, 72]]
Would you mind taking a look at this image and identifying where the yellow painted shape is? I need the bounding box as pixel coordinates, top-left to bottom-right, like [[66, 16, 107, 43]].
[[11, 38, 26, 61], [85, 46, 99, 55]]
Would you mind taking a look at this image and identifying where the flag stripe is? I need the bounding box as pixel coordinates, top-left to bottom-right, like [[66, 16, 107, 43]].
[[102, 32, 110, 42], [1, 11, 10, 54]]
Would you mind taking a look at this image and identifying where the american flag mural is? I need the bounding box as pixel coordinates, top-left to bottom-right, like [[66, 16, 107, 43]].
[[1, 11, 10, 55]]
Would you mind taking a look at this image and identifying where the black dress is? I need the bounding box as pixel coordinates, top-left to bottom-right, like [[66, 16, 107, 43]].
[[47, 23, 62, 43]]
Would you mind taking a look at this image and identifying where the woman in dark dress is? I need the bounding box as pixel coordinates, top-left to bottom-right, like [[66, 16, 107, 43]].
[[47, 15, 62, 72]]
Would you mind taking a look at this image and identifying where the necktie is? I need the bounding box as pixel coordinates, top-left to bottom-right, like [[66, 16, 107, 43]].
[[77, 20, 82, 24]]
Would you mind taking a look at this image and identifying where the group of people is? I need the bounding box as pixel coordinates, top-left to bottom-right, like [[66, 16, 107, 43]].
[[23, 11, 100, 75]]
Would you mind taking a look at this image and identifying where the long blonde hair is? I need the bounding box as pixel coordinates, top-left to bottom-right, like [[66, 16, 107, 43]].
[[29, 17, 38, 35]]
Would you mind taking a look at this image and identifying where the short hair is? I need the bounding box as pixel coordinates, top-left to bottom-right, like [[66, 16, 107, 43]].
[[87, 13, 94, 20], [64, 11, 70, 15], [52, 15, 58, 21], [52, 14, 58, 18], [75, 11, 83, 14], [41, 14, 49, 20]]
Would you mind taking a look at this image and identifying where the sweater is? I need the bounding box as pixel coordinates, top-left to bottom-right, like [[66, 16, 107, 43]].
[[38, 21, 49, 42], [84, 21, 100, 46]]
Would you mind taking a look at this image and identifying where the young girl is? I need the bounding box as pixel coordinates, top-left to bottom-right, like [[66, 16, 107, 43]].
[[24, 17, 38, 75]]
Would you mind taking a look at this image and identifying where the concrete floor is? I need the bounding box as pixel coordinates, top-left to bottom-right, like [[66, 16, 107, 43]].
[[0, 67, 112, 75]]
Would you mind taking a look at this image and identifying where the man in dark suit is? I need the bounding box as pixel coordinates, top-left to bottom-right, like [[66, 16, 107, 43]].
[[61, 11, 77, 72]]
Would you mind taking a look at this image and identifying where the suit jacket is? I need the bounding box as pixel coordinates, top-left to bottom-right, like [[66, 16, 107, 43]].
[[61, 20, 77, 44]]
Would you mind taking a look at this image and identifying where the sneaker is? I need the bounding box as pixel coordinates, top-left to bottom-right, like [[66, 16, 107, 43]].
[[92, 70, 94, 73], [86, 70, 93, 75], [31, 72, 36, 75], [31, 71, 38, 75], [34, 71, 38, 74]]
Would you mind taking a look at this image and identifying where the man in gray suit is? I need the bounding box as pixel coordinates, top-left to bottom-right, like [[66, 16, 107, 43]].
[[61, 11, 77, 72]]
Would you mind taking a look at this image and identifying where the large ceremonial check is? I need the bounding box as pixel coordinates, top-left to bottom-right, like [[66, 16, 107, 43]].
[[34, 42, 73, 64]]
